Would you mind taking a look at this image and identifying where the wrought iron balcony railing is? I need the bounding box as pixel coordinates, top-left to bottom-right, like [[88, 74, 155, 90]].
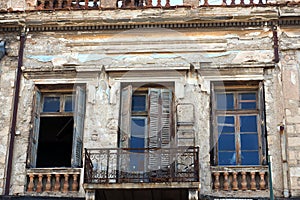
[[84, 147, 199, 184]]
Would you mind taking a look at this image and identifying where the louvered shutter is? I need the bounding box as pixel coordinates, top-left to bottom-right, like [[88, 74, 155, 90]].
[[258, 82, 267, 165], [119, 85, 132, 148], [71, 86, 86, 167], [148, 88, 172, 171], [148, 89, 160, 171], [27, 87, 41, 168], [160, 89, 172, 170]]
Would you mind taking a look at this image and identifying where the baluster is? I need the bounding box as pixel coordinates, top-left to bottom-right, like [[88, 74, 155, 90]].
[[36, 174, 43, 192], [249, 0, 254, 4], [157, 0, 161, 7], [259, 172, 266, 190], [49, 0, 54, 9], [241, 171, 247, 191], [148, 0, 153, 6], [258, 0, 263, 4], [165, 0, 170, 7], [221, 0, 226, 6], [45, 174, 52, 191], [38, 0, 45, 9], [203, 0, 209, 6], [75, 0, 80, 8], [230, 0, 235, 5], [72, 174, 79, 191], [232, 172, 238, 191], [57, 0, 63, 8], [213, 172, 220, 191], [250, 172, 256, 191], [240, 0, 244, 5], [85, 0, 89, 8], [223, 172, 229, 191], [63, 174, 69, 192], [54, 174, 61, 191], [27, 174, 35, 192], [121, 0, 126, 7], [66, 0, 72, 8]]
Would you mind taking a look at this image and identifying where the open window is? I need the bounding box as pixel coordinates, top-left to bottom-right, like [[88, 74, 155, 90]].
[[210, 81, 267, 166], [27, 85, 86, 168]]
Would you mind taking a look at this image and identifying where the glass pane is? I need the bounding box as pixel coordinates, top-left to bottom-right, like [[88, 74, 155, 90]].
[[132, 95, 146, 112], [218, 116, 235, 133], [216, 93, 234, 110], [240, 115, 257, 133], [43, 97, 60, 112], [131, 118, 146, 151], [218, 134, 235, 151], [64, 96, 73, 112], [241, 134, 258, 150], [218, 152, 236, 165], [239, 93, 256, 109], [241, 151, 259, 165]]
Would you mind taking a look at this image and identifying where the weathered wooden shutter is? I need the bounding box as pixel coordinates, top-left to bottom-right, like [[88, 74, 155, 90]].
[[71, 86, 86, 168], [119, 85, 132, 148], [160, 89, 172, 170], [27, 87, 41, 168], [148, 88, 172, 171], [210, 83, 217, 166], [258, 82, 267, 165]]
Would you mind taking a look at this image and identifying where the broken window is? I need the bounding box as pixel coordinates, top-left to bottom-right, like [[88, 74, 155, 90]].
[[27, 85, 86, 168], [119, 83, 174, 172], [211, 81, 267, 166]]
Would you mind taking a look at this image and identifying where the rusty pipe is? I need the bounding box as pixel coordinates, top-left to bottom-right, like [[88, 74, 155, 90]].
[[272, 26, 279, 63], [4, 32, 26, 195]]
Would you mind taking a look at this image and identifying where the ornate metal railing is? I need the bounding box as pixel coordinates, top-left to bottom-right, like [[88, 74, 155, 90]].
[[211, 166, 269, 191], [35, 0, 268, 10], [84, 147, 199, 184]]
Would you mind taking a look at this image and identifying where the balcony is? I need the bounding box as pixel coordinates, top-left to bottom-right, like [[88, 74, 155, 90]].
[[84, 147, 199, 185]]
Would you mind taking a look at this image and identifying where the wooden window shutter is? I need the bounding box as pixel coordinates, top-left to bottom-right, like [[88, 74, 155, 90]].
[[71, 86, 86, 168], [210, 83, 218, 166], [119, 85, 132, 148], [148, 88, 172, 170], [27, 87, 41, 168], [258, 82, 267, 165]]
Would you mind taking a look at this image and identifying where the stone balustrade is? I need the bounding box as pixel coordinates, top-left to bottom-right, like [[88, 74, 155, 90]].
[[26, 168, 81, 193], [211, 166, 268, 191]]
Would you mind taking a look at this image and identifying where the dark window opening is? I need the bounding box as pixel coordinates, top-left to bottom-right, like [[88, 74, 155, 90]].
[[36, 117, 74, 168]]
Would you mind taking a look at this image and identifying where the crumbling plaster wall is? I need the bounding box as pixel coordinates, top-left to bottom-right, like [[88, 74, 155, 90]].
[[0, 34, 20, 195], [2, 20, 288, 198], [279, 27, 300, 197]]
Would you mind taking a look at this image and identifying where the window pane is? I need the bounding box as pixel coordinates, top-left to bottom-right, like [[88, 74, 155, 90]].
[[241, 134, 258, 150], [218, 152, 236, 165], [218, 134, 235, 151], [240, 115, 257, 133], [64, 96, 73, 112], [241, 151, 259, 165], [131, 118, 146, 151], [239, 93, 257, 109], [43, 97, 60, 112], [216, 93, 234, 110], [218, 116, 235, 133], [132, 95, 146, 112]]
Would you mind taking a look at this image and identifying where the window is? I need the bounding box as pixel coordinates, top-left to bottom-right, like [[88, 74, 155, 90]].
[[211, 81, 267, 166], [27, 85, 86, 168], [119, 83, 174, 172]]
